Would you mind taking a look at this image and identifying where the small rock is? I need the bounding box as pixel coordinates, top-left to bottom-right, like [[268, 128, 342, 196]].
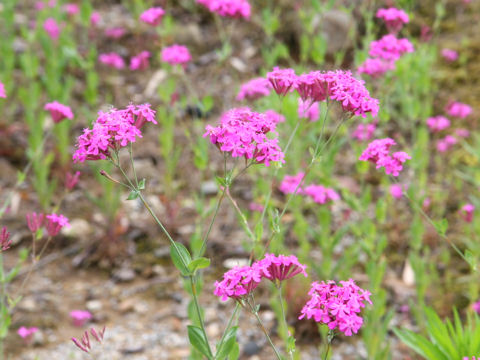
[[113, 267, 136, 282], [201, 181, 218, 196], [86, 300, 103, 312], [206, 322, 220, 338], [243, 341, 261, 356], [121, 345, 145, 354], [61, 218, 91, 237]]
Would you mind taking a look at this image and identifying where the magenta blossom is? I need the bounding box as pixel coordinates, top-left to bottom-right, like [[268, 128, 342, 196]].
[[90, 12, 101, 26], [161, 45, 191, 66], [72, 327, 106, 354], [299, 279, 372, 336], [267, 67, 297, 96], [264, 110, 285, 125], [352, 122, 376, 141], [73, 104, 157, 163], [130, 51, 151, 71], [446, 102, 472, 118], [139, 7, 165, 26], [64, 3, 80, 16], [426, 115, 450, 132], [358, 58, 395, 78], [359, 138, 411, 176], [214, 265, 262, 301], [389, 184, 403, 199], [455, 128, 470, 138], [17, 326, 38, 345], [256, 254, 307, 283], [1, 227, 11, 251], [44, 18, 60, 40], [44, 101, 74, 123], [298, 99, 320, 122], [369, 34, 414, 61], [236, 77, 272, 101], [436, 135, 457, 153], [248, 202, 264, 212], [104, 27, 126, 39], [304, 185, 340, 204], [460, 203, 475, 223], [441, 48, 458, 62], [204, 108, 285, 167], [376, 7, 409, 33], [70, 310, 93, 327], [196, 0, 251, 19], [99, 53, 125, 69], [473, 300, 480, 314], [26, 212, 45, 233], [279, 173, 306, 195], [65, 171, 81, 190], [45, 213, 70, 236], [0, 81, 6, 98]]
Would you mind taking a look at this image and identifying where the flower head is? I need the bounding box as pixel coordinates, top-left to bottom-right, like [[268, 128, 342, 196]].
[[90, 12, 101, 26], [352, 122, 376, 141], [436, 135, 457, 153], [99, 53, 125, 69], [299, 279, 372, 336], [473, 300, 480, 314], [104, 27, 126, 39], [139, 7, 165, 26], [369, 35, 414, 61], [460, 203, 475, 223], [256, 254, 307, 283], [196, 0, 251, 19], [1, 227, 11, 251], [358, 58, 395, 78], [359, 138, 411, 176], [389, 184, 403, 199], [161, 45, 191, 66], [446, 102, 472, 118], [426, 116, 450, 132], [267, 67, 297, 96], [304, 185, 340, 204], [455, 128, 470, 138], [17, 326, 38, 345], [376, 7, 409, 33], [214, 265, 262, 301], [26, 212, 45, 233], [236, 77, 272, 101], [441, 48, 458, 62], [64, 3, 80, 16], [65, 171, 81, 190], [44, 18, 60, 40], [72, 327, 106, 354], [44, 101, 74, 123], [298, 99, 320, 122], [45, 213, 70, 236], [70, 310, 93, 327], [204, 108, 285, 167], [264, 110, 285, 125], [130, 51, 151, 71], [0, 81, 6, 98], [279, 173, 305, 195], [249, 202, 264, 212], [73, 104, 156, 163]]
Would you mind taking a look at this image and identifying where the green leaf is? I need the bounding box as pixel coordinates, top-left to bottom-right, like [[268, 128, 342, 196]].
[[433, 219, 448, 236], [170, 242, 192, 276], [215, 326, 238, 360], [215, 176, 226, 188], [188, 257, 211, 273], [393, 328, 448, 360], [138, 178, 146, 190], [126, 190, 139, 200], [188, 325, 212, 359]]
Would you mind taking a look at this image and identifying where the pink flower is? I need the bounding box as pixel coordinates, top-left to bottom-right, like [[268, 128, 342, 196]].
[[45, 213, 70, 236], [1, 227, 11, 251], [420, 25, 432, 42], [196, 0, 251, 19], [463, 357, 479, 360], [130, 51, 151, 71], [267, 67, 297, 96], [73, 104, 157, 163], [99, 53, 125, 69], [426, 115, 450, 132], [72, 327, 106, 354], [279, 173, 305, 195], [90, 12, 101, 26], [298, 99, 320, 122], [214, 265, 262, 301], [139, 7, 165, 26], [26, 212, 45, 233], [44, 101, 74, 123], [359, 138, 411, 176], [104, 27, 126, 39], [0, 81, 6, 98], [299, 279, 372, 336], [446, 102, 472, 118], [436, 135, 457, 153], [44, 18, 60, 40], [264, 110, 285, 125], [352, 122, 376, 141], [65, 171, 81, 190], [204, 108, 285, 167], [304, 185, 340, 204], [455, 128, 470, 138], [64, 3, 80, 16], [70, 310, 93, 327], [248, 202, 264, 212], [236, 77, 272, 101], [369, 34, 414, 61], [161, 45, 191, 66], [17, 326, 38, 344], [441, 48, 458, 62], [376, 7, 409, 33], [473, 300, 480, 314], [256, 254, 308, 282], [389, 184, 403, 199], [358, 58, 395, 78], [460, 203, 475, 223]]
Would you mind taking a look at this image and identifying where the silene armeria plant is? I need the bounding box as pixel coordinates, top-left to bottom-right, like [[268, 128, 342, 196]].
[[70, 63, 382, 359]]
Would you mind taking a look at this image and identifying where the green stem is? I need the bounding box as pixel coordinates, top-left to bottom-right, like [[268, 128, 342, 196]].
[[277, 284, 293, 359], [190, 275, 213, 358], [251, 306, 282, 360], [199, 189, 226, 257], [216, 303, 240, 355], [225, 188, 255, 241], [128, 144, 139, 188]]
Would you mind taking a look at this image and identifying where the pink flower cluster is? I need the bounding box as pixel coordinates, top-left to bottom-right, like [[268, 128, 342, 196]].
[[72, 327, 106, 354], [390, 184, 403, 199], [351, 122, 376, 141], [299, 279, 372, 336], [236, 77, 272, 101], [44, 18, 60, 40], [196, 0, 251, 19], [70, 310, 93, 327], [268, 68, 379, 118], [44, 101, 74, 123], [358, 58, 395, 78], [279, 173, 340, 205], [298, 99, 320, 122], [1, 227, 11, 251], [204, 108, 285, 167], [264, 110, 285, 125], [99, 53, 125, 69], [460, 203, 475, 223], [46, 213, 70, 236], [73, 104, 157, 163], [436, 135, 457, 153], [369, 35, 414, 61], [441, 48, 458, 62], [139, 7, 165, 26], [130, 51, 151, 71], [473, 300, 480, 314], [65, 171, 81, 190], [426, 115, 450, 132], [279, 172, 305, 194], [161, 45, 191, 66], [214, 254, 307, 301], [446, 101, 472, 118], [17, 326, 38, 344], [359, 138, 411, 176], [64, 3, 79, 16], [376, 7, 409, 33], [104, 27, 125, 39], [0, 81, 6, 98]]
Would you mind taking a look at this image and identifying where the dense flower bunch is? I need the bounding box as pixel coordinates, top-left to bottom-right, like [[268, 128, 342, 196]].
[[264, 110, 285, 125], [46, 213, 70, 236], [44, 18, 60, 40], [236, 77, 272, 101], [17, 326, 38, 344], [463, 357, 479, 360], [460, 203, 475, 223], [426, 115, 450, 132], [104, 27, 125, 39], [196, 0, 251, 19], [390, 184, 403, 199], [299, 279, 372, 336], [161, 45, 191, 66], [99, 53, 125, 69], [0, 81, 6, 98], [359, 138, 411, 176], [436, 135, 457, 153], [473, 300, 480, 314], [139, 7, 165, 26], [446, 101, 472, 118], [298, 99, 320, 122], [279, 172, 305, 194], [369, 35, 414, 61], [73, 104, 157, 163], [204, 107, 285, 166], [376, 7, 409, 33], [65, 171, 81, 190], [44, 101, 74, 123], [352, 122, 376, 141], [70, 310, 93, 327], [64, 3, 79, 16], [130, 51, 151, 71], [1, 227, 11, 251], [358, 58, 395, 78], [26, 212, 45, 233], [441, 48, 458, 62], [214, 254, 307, 301], [279, 173, 339, 205], [266, 67, 297, 96]]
